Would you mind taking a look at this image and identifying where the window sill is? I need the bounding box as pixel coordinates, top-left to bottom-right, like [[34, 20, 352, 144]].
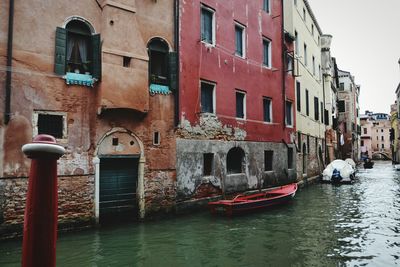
[[64, 72, 96, 87]]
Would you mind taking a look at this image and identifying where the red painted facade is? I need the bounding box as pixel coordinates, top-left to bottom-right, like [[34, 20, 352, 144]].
[[179, 0, 295, 142]]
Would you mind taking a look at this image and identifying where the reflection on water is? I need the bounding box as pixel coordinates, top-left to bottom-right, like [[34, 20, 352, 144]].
[[1, 161, 400, 266]]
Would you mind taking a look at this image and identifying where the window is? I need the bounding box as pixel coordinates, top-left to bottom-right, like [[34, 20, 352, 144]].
[[235, 23, 245, 57], [236, 91, 246, 119], [200, 80, 215, 113], [320, 102, 324, 123], [286, 53, 293, 74], [294, 31, 299, 55], [203, 153, 214, 176], [339, 82, 345, 90], [263, 98, 272, 122], [319, 65, 321, 80], [153, 131, 160, 145], [35, 112, 67, 139], [311, 24, 314, 36], [264, 150, 273, 171], [201, 5, 215, 44], [263, 0, 270, 13], [288, 147, 294, 169], [382, 144, 384, 149], [314, 97, 319, 121], [338, 100, 345, 112], [297, 131, 302, 147], [381, 136, 384, 141], [381, 129, 384, 132], [307, 135, 310, 154], [263, 38, 271, 67], [123, 56, 131, 68], [303, 8, 306, 21], [303, 43, 308, 66], [285, 101, 293, 126], [363, 128, 367, 134], [54, 19, 101, 80], [296, 82, 301, 112], [148, 38, 169, 85], [227, 147, 244, 174], [361, 140, 364, 146], [305, 89, 309, 116], [312, 56, 315, 75]]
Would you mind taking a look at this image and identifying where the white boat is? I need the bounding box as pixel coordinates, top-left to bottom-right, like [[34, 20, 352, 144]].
[[394, 164, 400, 171], [322, 159, 356, 184]]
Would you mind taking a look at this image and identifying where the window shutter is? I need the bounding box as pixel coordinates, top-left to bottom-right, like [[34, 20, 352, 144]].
[[168, 52, 178, 92], [91, 34, 101, 80], [54, 27, 67, 75]]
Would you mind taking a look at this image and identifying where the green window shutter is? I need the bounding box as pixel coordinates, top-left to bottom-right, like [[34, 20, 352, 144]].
[[168, 51, 178, 92], [91, 34, 101, 80], [54, 27, 66, 75]]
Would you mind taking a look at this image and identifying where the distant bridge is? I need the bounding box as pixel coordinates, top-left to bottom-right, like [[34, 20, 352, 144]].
[[371, 151, 392, 160]]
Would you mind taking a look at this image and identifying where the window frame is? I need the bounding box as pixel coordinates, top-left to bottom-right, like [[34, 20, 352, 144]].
[[314, 96, 319, 121], [234, 22, 246, 58], [303, 43, 308, 66], [264, 150, 273, 171], [263, 97, 273, 123], [285, 101, 293, 127], [305, 89, 309, 116], [235, 90, 246, 119], [33, 111, 68, 141], [263, 37, 272, 68], [296, 82, 301, 112], [263, 0, 271, 13], [200, 80, 216, 114], [200, 5, 216, 46]]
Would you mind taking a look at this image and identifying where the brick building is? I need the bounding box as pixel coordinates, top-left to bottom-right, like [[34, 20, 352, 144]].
[[0, 0, 177, 237]]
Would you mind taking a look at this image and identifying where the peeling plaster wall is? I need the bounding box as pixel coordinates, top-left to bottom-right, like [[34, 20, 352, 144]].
[[176, 139, 296, 203], [0, 0, 176, 238]]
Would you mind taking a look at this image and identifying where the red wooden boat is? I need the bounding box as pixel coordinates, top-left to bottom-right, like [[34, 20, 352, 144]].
[[208, 183, 297, 216]]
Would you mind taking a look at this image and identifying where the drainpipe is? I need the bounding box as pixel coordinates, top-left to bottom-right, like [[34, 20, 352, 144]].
[[5, 0, 14, 125], [174, 0, 180, 127], [322, 73, 327, 164]]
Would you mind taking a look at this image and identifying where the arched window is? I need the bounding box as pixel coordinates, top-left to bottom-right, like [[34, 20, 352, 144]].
[[54, 18, 101, 83], [148, 38, 169, 85], [65, 20, 92, 74], [227, 147, 245, 174]]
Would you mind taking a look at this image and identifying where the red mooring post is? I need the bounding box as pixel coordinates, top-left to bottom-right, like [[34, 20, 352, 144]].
[[21, 135, 65, 267]]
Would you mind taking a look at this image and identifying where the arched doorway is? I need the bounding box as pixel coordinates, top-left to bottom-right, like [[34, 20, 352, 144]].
[[227, 147, 245, 174], [93, 128, 145, 223]]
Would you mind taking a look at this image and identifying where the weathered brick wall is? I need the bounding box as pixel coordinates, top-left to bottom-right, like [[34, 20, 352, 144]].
[[0, 175, 94, 239], [144, 170, 176, 216]]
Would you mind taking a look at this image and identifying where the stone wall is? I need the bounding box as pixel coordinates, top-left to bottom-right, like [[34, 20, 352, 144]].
[[176, 139, 297, 207], [144, 170, 176, 216], [0, 175, 94, 239], [296, 134, 325, 181]]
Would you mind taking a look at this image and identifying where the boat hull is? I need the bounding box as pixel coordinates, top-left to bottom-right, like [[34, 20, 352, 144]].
[[208, 183, 297, 216]]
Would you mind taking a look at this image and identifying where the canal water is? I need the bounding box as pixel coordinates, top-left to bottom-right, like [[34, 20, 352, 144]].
[[1, 161, 400, 266]]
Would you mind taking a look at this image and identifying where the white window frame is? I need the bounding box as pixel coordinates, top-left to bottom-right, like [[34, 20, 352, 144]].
[[234, 22, 246, 58], [263, 0, 271, 13], [263, 37, 272, 68], [200, 80, 216, 114], [236, 90, 246, 120], [285, 101, 293, 127], [33, 110, 68, 141], [201, 5, 216, 46], [263, 97, 273, 123]]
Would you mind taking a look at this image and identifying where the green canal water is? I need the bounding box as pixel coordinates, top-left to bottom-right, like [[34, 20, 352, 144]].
[[1, 161, 400, 266]]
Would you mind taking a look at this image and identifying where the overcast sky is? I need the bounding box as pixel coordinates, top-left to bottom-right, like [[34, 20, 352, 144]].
[[307, 0, 400, 114]]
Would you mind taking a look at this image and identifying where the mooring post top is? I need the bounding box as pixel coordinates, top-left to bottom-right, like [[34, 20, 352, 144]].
[[22, 134, 65, 159]]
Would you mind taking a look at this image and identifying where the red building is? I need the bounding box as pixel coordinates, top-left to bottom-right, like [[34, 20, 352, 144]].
[[176, 0, 296, 206]]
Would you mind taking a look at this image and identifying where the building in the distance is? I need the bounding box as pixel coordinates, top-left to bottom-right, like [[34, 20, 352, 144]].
[[337, 69, 361, 160]]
